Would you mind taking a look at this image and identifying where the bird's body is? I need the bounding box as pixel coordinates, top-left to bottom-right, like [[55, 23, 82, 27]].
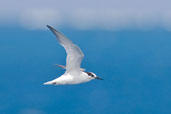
[[44, 25, 103, 85], [44, 71, 93, 85]]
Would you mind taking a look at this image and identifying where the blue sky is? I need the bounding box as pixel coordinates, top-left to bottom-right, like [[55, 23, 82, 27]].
[[1, 0, 171, 114]]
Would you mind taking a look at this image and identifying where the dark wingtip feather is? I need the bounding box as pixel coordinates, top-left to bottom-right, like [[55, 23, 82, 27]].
[[47, 25, 49, 27], [46, 25, 58, 35], [47, 25, 54, 31]]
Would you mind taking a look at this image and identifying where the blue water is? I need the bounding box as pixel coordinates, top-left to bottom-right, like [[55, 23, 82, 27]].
[[0, 27, 171, 114]]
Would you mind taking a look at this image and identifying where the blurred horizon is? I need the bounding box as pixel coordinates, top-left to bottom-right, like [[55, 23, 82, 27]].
[[1, 0, 171, 113], [0, 0, 171, 30]]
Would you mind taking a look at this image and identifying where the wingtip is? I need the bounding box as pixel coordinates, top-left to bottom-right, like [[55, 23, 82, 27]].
[[47, 25, 51, 29], [46, 25, 57, 32]]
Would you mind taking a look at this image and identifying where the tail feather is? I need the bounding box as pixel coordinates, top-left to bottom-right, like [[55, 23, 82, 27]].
[[43, 81, 56, 85], [56, 64, 85, 71], [56, 64, 66, 69]]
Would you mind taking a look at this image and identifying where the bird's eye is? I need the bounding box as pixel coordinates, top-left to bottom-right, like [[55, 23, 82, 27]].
[[86, 72, 94, 77]]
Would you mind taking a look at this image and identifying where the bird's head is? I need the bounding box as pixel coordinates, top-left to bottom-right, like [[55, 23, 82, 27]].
[[85, 72, 103, 80]]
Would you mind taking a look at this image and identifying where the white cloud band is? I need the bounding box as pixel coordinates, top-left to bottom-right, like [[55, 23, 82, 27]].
[[1, 0, 171, 30]]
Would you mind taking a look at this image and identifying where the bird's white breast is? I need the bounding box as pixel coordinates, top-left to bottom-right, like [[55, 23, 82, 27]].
[[52, 71, 93, 85]]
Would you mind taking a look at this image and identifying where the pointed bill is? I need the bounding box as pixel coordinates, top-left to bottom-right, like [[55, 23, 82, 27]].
[[95, 76, 104, 80]]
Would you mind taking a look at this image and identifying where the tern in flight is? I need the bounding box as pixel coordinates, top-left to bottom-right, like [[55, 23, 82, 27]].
[[44, 25, 103, 85]]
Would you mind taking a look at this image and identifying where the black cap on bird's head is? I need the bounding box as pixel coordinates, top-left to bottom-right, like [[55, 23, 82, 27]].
[[85, 72, 103, 80]]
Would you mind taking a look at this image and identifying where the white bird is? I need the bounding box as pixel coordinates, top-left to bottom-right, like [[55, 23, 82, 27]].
[[44, 25, 103, 85]]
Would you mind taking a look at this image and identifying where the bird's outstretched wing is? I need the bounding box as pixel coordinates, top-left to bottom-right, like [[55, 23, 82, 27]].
[[47, 25, 84, 72]]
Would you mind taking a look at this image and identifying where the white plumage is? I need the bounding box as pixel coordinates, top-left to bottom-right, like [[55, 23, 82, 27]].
[[44, 25, 103, 85]]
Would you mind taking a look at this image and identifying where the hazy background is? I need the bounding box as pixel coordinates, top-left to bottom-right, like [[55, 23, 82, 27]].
[[0, 0, 171, 114]]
